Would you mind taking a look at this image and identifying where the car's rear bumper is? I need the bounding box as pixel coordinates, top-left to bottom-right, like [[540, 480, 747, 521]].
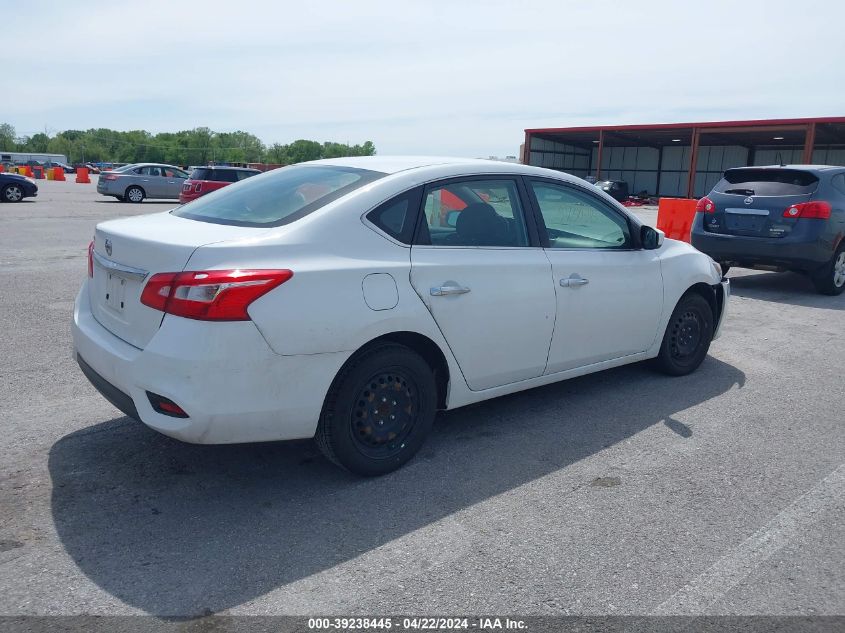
[[72, 282, 348, 444], [691, 213, 831, 272]]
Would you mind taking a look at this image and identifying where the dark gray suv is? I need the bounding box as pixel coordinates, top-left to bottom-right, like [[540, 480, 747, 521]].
[[691, 165, 845, 295]]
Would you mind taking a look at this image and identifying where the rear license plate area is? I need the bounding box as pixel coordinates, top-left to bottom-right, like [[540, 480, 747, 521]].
[[105, 272, 128, 312], [725, 208, 769, 233]]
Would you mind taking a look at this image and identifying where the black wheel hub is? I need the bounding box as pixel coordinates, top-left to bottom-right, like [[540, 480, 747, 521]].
[[351, 371, 417, 458], [671, 310, 702, 359]]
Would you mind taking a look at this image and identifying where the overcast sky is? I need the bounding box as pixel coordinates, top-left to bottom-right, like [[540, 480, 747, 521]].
[[6, 0, 845, 157]]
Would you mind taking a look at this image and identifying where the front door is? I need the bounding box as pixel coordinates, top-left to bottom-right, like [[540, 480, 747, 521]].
[[527, 179, 664, 373], [410, 177, 556, 391], [163, 167, 189, 199]]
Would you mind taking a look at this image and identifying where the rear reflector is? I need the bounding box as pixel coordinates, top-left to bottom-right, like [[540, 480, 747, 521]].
[[140, 269, 293, 321], [783, 201, 832, 219], [146, 392, 189, 418], [696, 196, 716, 213]]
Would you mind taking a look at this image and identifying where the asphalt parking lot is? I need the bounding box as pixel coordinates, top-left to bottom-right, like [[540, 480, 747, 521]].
[[0, 177, 843, 617]]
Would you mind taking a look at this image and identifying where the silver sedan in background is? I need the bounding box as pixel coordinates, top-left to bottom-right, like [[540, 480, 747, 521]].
[[96, 163, 189, 203]]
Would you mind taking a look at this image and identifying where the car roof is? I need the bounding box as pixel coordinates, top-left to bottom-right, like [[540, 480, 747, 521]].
[[128, 163, 182, 168], [726, 164, 845, 173], [306, 155, 552, 175], [195, 165, 259, 171]]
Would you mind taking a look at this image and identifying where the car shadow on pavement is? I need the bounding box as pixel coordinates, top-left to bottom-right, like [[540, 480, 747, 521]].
[[49, 357, 744, 616], [727, 270, 845, 310]]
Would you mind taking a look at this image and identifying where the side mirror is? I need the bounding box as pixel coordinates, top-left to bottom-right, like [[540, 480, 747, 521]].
[[445, 210, 460, 228], [641, 225, 665, 250]]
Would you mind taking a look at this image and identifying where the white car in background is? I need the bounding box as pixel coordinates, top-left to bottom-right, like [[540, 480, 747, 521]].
[[72, 156, 729, 475]]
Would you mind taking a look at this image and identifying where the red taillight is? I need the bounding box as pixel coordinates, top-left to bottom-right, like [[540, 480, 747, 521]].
[[102, 174, 118, 181], [696, 196, 716, 213], [783, 201, 832, 219], [87, 240, 94, 277], [140, 269, 293, 321]]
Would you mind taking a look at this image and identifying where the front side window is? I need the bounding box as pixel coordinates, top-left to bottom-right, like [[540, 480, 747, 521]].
[[418, 179, 529, 247], [172, 165, 385, 227], [530, 181, 631, 249]]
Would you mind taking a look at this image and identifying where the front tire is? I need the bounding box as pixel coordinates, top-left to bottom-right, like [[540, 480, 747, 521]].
[[2, 184, 24, 202], [811, 244, 845, 296], [315, 344, 437, 476], [653, 293, 714, 376], [125, 186, 145, 203]]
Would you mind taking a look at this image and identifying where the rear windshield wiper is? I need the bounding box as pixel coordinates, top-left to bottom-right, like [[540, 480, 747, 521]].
[[724, 188, 755, 195]]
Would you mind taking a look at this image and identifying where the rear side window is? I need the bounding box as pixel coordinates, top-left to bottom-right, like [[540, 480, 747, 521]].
[[417, 179, 529, 247], [238, 170, 260, 181], [715, 169, 819, 196], [366, 188, 422, 244], [172, 165, 385, 227], [831, 173, 845, 196], [190, 168, 213, 180]]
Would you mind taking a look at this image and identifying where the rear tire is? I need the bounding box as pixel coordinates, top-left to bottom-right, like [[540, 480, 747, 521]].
[[315, 344, 437, 476], [653, 293, 714, 376], [811, 244, 845, 296], [125, 186, 145, 203]]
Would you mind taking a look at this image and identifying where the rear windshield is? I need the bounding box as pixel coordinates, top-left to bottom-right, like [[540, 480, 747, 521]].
[[715, 169, 819, 196], [172, 165, 385, 227]]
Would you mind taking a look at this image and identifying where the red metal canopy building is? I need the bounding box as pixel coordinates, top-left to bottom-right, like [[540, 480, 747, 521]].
[[523, 116, 845, 198]]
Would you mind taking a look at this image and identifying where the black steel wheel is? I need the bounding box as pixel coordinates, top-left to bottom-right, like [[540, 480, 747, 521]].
[[653, 292, 714, 376], [316, 343, 437, 476]]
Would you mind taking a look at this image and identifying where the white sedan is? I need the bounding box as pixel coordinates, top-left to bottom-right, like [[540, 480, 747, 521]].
[[73, 156, 730, 475]]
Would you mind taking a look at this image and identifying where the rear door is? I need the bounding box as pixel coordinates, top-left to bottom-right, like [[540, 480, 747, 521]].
[[527, 179, 663, 373], [136, 165, 165, 198], [705, 168, 819, 239], [409, 177, 556, 391]]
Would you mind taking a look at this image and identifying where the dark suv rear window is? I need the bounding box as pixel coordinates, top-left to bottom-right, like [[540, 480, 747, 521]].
[[173, 165, 385, 227], [190, 168, 238, 182], [715, 169, 819, 196]]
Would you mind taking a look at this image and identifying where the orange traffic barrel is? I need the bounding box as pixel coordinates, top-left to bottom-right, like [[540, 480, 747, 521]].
[[54, 167, 66, 181], [33, 166, 44, 179], [23, 166, 34, 178], [75, 167, 90, 184], [657, 197, 698, 243]]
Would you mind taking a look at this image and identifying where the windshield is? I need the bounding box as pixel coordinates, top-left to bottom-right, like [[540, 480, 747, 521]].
[[172, 165, 386, 227]]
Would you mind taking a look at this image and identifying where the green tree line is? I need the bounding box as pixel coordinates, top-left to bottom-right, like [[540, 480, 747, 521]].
[[0, 123, 375, 166]]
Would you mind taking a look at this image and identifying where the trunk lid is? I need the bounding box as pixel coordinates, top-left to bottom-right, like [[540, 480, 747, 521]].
[[89, 211, 266, 349], [704, 168, 819, 238]]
